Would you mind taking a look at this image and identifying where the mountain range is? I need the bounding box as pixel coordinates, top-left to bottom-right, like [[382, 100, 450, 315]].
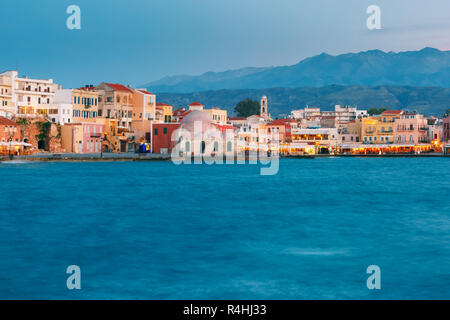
[[144, 47, 450, 93], [155, 86, 450, 117]]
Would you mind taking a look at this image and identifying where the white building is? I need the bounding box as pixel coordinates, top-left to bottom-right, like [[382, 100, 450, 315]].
[[291, 107, 321, 120], [53, 89, 74, 125], [0, 70, 58, 118]]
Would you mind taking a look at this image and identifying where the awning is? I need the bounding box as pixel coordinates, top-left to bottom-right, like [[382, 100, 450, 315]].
[[0, 142, 32, 147]]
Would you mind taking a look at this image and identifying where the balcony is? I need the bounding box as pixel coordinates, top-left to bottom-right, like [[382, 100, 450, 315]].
[[90, 133, 103, 138]]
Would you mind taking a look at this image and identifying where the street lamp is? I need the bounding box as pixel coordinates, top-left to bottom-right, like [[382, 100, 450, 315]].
[[100, 132, 107, 159], [149, 116, 154, 154], [6, 126, 17, 160]]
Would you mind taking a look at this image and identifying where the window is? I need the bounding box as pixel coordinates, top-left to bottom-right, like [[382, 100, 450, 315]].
[[201, 141, 206, 153], [154, 128, 158, 135], [163, 127, 167, 134]]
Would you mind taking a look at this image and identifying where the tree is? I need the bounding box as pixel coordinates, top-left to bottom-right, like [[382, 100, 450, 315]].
[[368, 107, 387, 115], [234, 98, 260, 117], [443, 109, 450, 118]]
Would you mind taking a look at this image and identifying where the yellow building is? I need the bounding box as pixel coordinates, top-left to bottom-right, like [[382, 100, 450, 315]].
[[204, 108, 227, 125], [156, 103, 173, 123], [95, 118, 118, 152], [72, 87, 99, 123], [361, 111, 403, 144]]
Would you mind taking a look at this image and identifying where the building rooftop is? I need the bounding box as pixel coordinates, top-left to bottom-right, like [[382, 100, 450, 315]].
[[0, 116, 17, 126], [381, 110, 403, 115], [189, 101, 204, 106], [104, 83, 133, 92], [156, 102, 171, 107]]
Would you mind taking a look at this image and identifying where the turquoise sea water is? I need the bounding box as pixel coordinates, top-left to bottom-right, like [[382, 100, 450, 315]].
[[0, 158, 449, 299]]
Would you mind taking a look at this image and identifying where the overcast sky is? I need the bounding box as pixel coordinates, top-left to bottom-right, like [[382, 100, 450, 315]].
[[1, 0, 449, 88]]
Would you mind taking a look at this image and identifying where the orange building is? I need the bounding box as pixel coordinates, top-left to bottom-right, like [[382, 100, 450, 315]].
[[95, 82, 134, 129], [266, 119, 297, 143], [0, 116, 25, 155], [131, 89, 156, 141]]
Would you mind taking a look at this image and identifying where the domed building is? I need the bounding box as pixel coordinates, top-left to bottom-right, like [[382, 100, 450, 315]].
[[179, 110, 216, 137], [174, 110, 232, 156]]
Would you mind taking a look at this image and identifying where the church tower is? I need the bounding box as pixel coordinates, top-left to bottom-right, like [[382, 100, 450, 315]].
[[260, 96, 268, 120]]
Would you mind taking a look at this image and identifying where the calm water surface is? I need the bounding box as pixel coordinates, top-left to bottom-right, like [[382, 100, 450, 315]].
[[0, 158, 449, 299]]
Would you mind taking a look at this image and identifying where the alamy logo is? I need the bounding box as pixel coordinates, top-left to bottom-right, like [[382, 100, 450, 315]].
[[366, 265, 381, 290], [66, 265, 81, 290], [170, 121, 279, 175], [366, 5, 381, 30], [66, 5, 81, 30]]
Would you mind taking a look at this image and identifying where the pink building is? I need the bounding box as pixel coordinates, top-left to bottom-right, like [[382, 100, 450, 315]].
[[61, 123, 105, 153], [394, 113, 428, 144]]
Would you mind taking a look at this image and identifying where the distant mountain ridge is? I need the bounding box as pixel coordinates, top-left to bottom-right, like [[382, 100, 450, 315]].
[[155, 85, 450, 118], [144, 47, 450, 93]]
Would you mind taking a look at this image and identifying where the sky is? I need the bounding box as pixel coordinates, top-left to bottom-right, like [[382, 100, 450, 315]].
[[0, 0, 449, 88]]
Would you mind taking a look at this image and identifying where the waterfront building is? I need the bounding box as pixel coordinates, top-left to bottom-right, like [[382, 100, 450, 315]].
[[131, 89, 156, 141], [361, 111, 403, 144], [394, 113, 428, 144], [52, 87, 99, 125], [204, 107, 227, 125], [235, 115, 266, 150], [0, 70, 58, 118], [299, 115, 321, 129], [292, 105, 367, 129], [320, 116, 336, 128], [95, 117, 120, 152], [334, 105, 367, 128], [443, 116, 450, 143], [291, 107, 321, 120], [0, 74, 14, 118], [156, 102, 173, 123], [228, 117, 247, 127], [60, 122, 104, 153], [95, 82, 134, 129], [266, 119, 297, 143], [173, 107, 191, 123], [173, 110, 235, 156], [338, 119, 362, 144], [188, 101, 204, 111], [0, 116, 27, 155], [151, 123, 180, 154], [291, 127, 339, 154]]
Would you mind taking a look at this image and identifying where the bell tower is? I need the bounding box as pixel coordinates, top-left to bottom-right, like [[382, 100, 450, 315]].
[[260, 96, 268, 120]]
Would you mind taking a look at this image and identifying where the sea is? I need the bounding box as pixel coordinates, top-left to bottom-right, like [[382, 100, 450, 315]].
[[0, 157, 449, 299]]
